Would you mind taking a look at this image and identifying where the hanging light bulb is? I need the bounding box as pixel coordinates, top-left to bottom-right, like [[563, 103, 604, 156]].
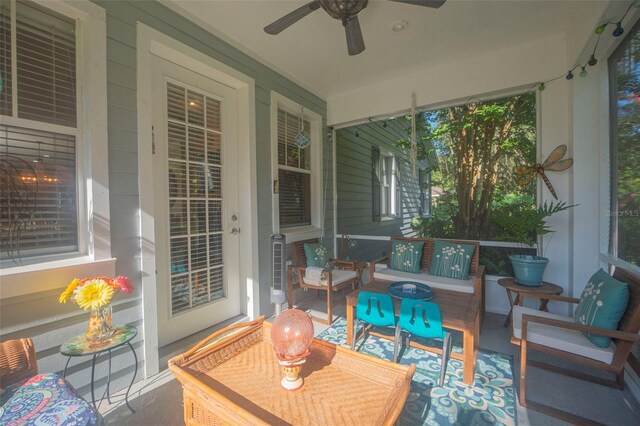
[[588, 55, 598, 67], [580, 67, 588, 77], [613, 21, 624, 37], [382, 121, 387, 128], [595, 24, 606, 34], [566, 70, 574, 80], [538, 82, 545, 91], [355, 130, 360, 137]]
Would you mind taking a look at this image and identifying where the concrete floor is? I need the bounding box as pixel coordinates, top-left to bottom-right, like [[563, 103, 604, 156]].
[[103, 301, 640, 425]]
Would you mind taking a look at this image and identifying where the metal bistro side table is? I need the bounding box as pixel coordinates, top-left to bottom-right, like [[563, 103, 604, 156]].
[[498, 278, 564, 327], [61, 324, 138, 412]]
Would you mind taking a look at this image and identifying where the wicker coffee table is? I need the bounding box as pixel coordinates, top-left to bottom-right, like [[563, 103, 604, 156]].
[[346, 279, 480, 385], [169, 317, 415, 426]]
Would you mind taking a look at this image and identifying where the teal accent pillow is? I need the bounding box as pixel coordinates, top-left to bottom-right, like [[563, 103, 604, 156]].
[[390, 240, 424, 273], [304, 243, 329, 268], [574, 269, 629, 348], [429, 240, 475, 280]]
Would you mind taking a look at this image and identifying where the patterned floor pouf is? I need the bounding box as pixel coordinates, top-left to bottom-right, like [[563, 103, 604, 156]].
[[0, 373, 100, 426]]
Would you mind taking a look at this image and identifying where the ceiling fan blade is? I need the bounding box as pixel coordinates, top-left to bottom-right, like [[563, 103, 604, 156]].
[[345, 16, 365, 56], [264, 1, 321, 35], [388, 0, 446, 8]]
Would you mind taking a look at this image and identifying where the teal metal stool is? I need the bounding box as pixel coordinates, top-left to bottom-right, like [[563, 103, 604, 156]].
[[353, 291, 398, 359], [396, 299, 452, 386]]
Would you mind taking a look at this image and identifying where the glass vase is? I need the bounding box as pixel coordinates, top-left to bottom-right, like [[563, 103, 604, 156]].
[[85, 304, 114, 341]]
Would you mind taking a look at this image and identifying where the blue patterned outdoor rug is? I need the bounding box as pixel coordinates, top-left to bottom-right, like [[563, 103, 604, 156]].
[[316, 318, 517, 426]]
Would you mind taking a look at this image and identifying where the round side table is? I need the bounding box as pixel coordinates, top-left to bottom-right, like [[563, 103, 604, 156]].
[[61, 324, 138, 412], [498, 278, 563, 327]]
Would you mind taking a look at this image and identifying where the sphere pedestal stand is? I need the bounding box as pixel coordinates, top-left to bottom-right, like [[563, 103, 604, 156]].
[[278, 358, 306, 391]]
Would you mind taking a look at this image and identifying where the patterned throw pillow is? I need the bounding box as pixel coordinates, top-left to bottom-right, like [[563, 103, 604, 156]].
[[429, 240, 475, 280], [304, 243, 329, 269], [390, 240, 424, 273], [574, 269, 629, 348]]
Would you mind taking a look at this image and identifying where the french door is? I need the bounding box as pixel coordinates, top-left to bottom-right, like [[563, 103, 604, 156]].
[[151, 56, 240, 346]]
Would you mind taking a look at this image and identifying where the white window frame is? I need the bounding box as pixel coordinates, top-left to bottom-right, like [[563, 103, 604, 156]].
[[0, 0, 112, 299], [380, 151, 398, 219], [270, 91, 322, 243]]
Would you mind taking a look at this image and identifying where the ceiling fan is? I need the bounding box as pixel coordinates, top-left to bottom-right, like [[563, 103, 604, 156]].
[[264, 0, 447, 56]]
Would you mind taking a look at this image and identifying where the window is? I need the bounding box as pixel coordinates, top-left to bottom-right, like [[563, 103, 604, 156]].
[[380, 153, 399, 218], [277, 109, 311, 228], [271, 92, 322, 239], [0, 0, 108, 271], [419, 169, 431, 218], [609, 21, 640, 267]]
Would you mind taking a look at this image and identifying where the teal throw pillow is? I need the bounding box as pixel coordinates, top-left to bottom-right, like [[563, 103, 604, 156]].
[[574, 269, 629, 348], [390, 240, 424, 273], [429, 240, 475, 280], [304, 243, 329, 269]]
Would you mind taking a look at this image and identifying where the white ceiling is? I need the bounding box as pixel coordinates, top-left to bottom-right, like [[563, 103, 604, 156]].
[[165, 0, 608, 99]]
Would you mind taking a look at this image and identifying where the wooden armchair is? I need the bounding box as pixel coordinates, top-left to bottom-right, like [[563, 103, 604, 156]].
[[287, 238, 359, 325], [511, 267, 640, 424]]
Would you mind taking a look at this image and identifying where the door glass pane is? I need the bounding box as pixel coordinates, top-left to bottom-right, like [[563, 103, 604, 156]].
[[166, 81, 225, 315]]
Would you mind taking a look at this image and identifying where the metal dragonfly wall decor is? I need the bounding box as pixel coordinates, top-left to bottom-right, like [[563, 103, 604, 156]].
[[515, 144, 573, 199]]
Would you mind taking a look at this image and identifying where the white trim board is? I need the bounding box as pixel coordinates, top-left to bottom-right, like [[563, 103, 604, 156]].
[[136, 23, 258, 377]]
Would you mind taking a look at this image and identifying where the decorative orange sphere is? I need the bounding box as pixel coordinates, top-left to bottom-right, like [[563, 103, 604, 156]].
[[271, 309, 314, 360]]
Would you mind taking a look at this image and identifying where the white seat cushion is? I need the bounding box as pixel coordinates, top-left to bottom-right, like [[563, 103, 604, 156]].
[[303, 269, 357, 287], [374, 267, 475, 294], [512, 306, 614, 364]]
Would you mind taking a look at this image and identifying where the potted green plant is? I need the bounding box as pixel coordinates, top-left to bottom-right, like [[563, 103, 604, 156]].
[[492, 200, 574, 286]]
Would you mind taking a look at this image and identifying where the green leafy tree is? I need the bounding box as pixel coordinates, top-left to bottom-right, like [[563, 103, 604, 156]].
[[397, 93, 537, 240]]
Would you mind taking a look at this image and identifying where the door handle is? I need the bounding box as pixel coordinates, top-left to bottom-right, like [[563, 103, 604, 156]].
[[230, 227, 240, 235]]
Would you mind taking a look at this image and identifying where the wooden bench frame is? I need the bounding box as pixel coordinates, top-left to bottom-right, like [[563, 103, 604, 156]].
[[370, 237, 486, 327]]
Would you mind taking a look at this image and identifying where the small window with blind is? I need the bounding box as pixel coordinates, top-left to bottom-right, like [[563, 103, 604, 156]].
[[380, 153, 400, 219], [419, 169, 431, 218], [277, 109, 311, 228], [0, 0, 79, 266], [271, 92, 322, 237]]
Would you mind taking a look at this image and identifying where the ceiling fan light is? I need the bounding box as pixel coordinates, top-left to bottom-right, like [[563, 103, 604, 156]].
[[319, 0, 368, 20]]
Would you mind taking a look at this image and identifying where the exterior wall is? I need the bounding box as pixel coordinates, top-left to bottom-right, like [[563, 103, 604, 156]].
[[336, 119, 423, 262], [0, 0, 329, 397]]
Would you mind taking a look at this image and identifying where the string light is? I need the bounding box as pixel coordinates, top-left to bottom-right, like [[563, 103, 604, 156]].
[[613, 21, 625, 37], [535, 2, 635, 92]]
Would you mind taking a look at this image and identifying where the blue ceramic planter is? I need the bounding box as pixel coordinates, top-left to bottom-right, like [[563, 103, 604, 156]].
[[509, 254, 549, 286]]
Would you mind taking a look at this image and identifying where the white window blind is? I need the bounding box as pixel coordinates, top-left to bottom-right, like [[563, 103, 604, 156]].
[[0, 1, 11, 116], [277, 108, 311, 228], [0, 125, 77, 262], [0, 0, 78, 265]]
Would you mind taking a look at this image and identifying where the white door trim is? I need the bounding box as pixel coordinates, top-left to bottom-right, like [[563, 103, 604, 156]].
[[136, 23, 258, 377]]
